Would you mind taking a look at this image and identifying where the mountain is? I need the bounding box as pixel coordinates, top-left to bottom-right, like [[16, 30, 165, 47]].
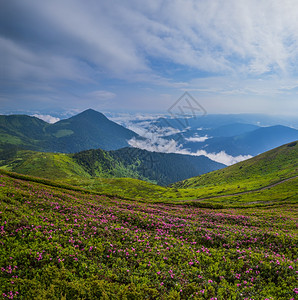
[[44, 109, 139, 152], [198, 125, 298, 156], [172, 140, 298, 189], [0, 146, 225, 186], [206, 123, 260, 137], [0, 114, 49, 151], [176, 125, 298, 156], [75, 147, 225, 185], [2, 111, 297, 159], [0, 141, 296, 203], [0, 109, 139, 152], [135, 114, 298, 158], [163, 123, 260, 143], [152, 114, 298, 131]]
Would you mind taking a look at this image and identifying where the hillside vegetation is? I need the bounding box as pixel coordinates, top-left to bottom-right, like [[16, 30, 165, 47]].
[[0, 147, 224, 186], [0, 171, 297, 299], [172, 141, 298, 190], [0, 139, 297, 299], [0, 141, 297, 206], [0, 109, 138, 152]]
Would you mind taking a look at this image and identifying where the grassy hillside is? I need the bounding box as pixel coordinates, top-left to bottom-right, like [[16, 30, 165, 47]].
[[74, 147, 224, 185], [0, 171, 297, 299], [0, 115, 50, 151], [0, 150, 91, 180], [0, 147, 224, 186], [0, 109, 139, 153], [173, 141, 298, 190], [0, 141, 296, 206], [0, 141, 297, 206], [65, 176, 297, 207]]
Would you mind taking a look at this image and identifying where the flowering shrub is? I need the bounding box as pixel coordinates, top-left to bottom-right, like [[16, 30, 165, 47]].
[[0, 174, 297, 299]]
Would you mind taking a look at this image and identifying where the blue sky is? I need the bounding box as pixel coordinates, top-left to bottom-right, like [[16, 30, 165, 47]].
[[1, 0, 298, 118]]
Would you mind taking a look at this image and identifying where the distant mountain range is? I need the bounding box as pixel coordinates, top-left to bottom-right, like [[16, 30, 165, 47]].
[[0, 109, 138, 152], [199, 125, 298, 156], [0, 147, 224, 186], [152, 114, 298, 130], [168, 124, 296, 155], [147, 116, 298, 157], [1, 109, 298, 166]]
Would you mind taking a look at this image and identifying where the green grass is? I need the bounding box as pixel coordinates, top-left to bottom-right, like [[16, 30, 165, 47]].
[[172, 141, 298, 190], [168, 141, 298, 205], [1, 165, 296, 209], [0, 149, 152, 183], [63, 175, 297, 207], [65, 177, 168, 200], [0, 141, 297, 206], [0, 171, 297, 299], [0, 150, 90, 180], [185, 177, 298, 208]]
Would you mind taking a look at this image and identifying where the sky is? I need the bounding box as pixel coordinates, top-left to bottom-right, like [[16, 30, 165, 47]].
[[1, 0, 298, 118]]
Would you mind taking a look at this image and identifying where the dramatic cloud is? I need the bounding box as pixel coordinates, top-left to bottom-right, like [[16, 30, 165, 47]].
[[1, 0, 298, 113]]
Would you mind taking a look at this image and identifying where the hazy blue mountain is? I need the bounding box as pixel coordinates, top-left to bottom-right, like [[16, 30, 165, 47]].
[[163, 123, 260, 142], [206, 123, 260, 137], [184, 125, 298, 156], [152, 114, 298, 131]]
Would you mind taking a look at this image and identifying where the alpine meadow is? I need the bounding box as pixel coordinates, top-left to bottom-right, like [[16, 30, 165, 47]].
[[1, 1, 298, 300]]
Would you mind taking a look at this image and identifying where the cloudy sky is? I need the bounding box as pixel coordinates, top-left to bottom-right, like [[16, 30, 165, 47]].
[[1, 0, 298, 117]]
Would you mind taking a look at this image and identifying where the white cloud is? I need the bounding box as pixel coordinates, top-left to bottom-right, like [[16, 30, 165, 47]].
[[126, 114, 252, 165], [193, 150, 252, 166], [113, 0, 298, 76], [185, 135, 209, 142], [128, 134, 252, 166], [32, 114, 60, 124], [108, 113, 186, 137], [129, 136, 180, 153]]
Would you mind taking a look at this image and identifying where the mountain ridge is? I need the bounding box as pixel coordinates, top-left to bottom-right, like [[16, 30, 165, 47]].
[[0, 146, 225, 186], [181, 124, 298, 156], [0, 140, 296, 203], [0, 109, 139, 152]]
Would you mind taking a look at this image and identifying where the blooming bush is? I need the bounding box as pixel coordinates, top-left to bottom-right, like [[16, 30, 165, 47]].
[[0, 174, 297, 299]]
